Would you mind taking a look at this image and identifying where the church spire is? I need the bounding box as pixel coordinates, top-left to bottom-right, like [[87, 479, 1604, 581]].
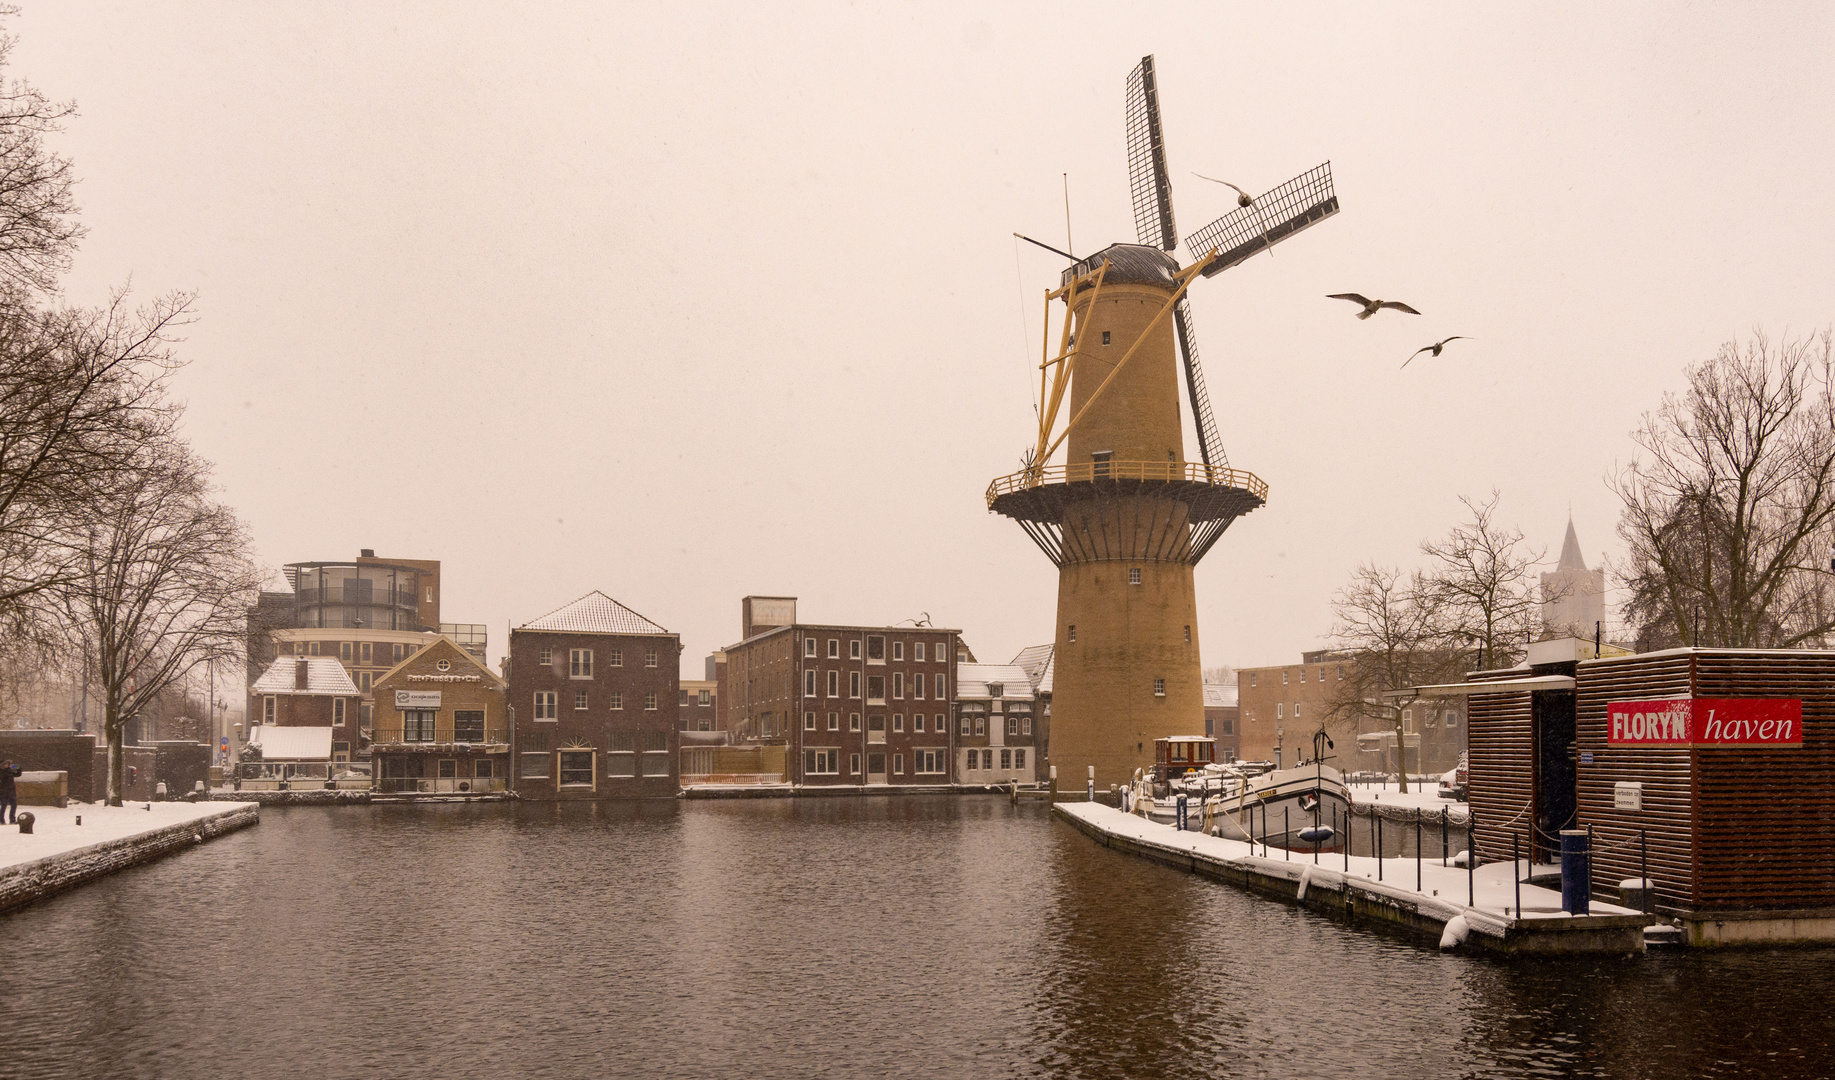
[[1558, 517, 1587, 572]]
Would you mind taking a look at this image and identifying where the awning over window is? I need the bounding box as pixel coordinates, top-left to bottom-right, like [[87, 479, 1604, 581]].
[[1381, 675, 1575, 701]]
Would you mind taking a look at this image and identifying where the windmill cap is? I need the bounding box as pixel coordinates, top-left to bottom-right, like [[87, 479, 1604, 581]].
[[1063, 243, 1179, 289]]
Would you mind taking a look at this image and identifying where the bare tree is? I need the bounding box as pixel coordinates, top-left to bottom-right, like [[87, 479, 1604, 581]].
[[1327, 564, 1465, 792], [0, 8, 83, 295], [59, 439, 261, 805], [1614, 331, 1835, 649], [1421, 491, 1544, 669]]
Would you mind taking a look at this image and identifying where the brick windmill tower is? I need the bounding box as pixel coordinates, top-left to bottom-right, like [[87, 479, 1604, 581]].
[[989, 56, 1340, 792]]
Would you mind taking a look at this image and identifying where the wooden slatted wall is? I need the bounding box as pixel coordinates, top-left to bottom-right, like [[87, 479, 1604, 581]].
[[1574, 651, 1694, 909], [1467, 671, 1533, 865], [1691, 651, 1835, 909]]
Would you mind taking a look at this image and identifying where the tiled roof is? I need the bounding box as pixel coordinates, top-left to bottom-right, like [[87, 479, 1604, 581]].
[[957, 663, 1035, 701], [520, 591, 669, 635], [1203, 682, 1238, 708], [1010, 643, 1054, 695], [251, 657, 359, 696]]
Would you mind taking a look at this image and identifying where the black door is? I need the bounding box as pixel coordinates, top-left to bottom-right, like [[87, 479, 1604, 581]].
[[1533, 689, 1577, 864]]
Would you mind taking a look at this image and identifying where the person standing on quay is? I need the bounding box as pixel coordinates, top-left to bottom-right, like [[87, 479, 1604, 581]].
[[0, 759, 20, 824]]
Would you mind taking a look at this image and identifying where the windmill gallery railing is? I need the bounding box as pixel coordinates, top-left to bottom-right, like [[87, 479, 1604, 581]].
[[984, 460, 1268, 568]]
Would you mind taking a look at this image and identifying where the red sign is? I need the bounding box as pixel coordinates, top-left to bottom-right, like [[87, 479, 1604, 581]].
[[1607, 698, 1803, 748]]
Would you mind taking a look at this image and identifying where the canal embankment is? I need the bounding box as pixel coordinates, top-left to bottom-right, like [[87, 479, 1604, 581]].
[[0, 801, 258, 915], [1055, 801, 1650, 955]]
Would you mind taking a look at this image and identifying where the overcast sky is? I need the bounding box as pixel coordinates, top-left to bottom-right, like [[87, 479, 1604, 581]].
[[20, 3, 1835, 676]]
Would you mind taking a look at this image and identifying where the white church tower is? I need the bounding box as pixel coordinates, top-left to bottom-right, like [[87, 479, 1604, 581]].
[[1541, 518, 1606, 639]]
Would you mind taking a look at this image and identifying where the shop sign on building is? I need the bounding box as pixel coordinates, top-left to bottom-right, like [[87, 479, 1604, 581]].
[[1607, 698, 1802, 749], [395, 690, 442, 709]]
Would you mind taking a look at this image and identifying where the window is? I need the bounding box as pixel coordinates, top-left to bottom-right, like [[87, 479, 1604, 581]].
[[1129, 568, 1141, 585], [1021, 715, 1033, 735], [893, 714, 904, 732], [960, 715, 970, 736], [1318, 668, 1327, 683], [914, 642, 926, 662], [539, 647, 552, 666], [644, 693, 657, 711], [361, 704, 372, 736], [393, 643, 407, 662], [936, 714, 945, 733], [975, 716, 985, 736], [436, 659, 450, 673], [605, 732, 636, 776], [804, 670, 817, 698], [849, 753, 861, 775], [263, 696, 276, 724], [893, 753, 903, 775], [913, 714, 925, 733], [828, 639, 839, 659], [559, 750, 594, 787], [1250, 672, 1257, 687], [892, 642, 903, 661], [826, 670, 839, 697], [570, 649, 593, 678], [1295, 703, 1302, 718], [679, 689, 689, 706], [804, 637, 816, 657], [916, 749, 944, 774], [913, 674, 925, 700], [1001, 749, 1011, 770], [475, 759, 494, 779], [404, 709, 435, 742], [645, 648, 658, 668], [804, 711, 816, 731], [805, 748, 839, 775], [1283, 671, 1289, 685], [534, 692, 557, 721], [1338, 665, 1345, 680], [333, 699, 345, 726], [1446, 711, 1460, 728], [439, 759, 457, 779], [359, 671, 373, 692], [935, 674, 947, 698], [827, 712, 838, 731], [868, 714, 886, 733], [575, 690, 589, 711], [867, 675, 885, 703], [1015, 749, 1027, 771], [1101, 330, 1111, 345], [520, 752, 550, 778], [1277, 703, 1285, 719], [341, 642, 353, 663], [850, 713, 861, 732], [642, 731, 670, 776], [454, 710, 484, 742], [610, 691, 624, 710], [332, 741, 349, 760], [850, 640, 862, 660], [1184, 625, 1191, 642], [850, 672, 862, 698], [1007, 716, 1019, 736], [867, 636, 885, 662], [698, 689, 711, 706], [609, 648, 622, 667], [1153, 678, 1165, 697], [360, 642, 373, 664], [1221, 718, 1235, 736], [893, 672, 904, 699], [1068, 625, 1076, 642], [1404, 711, 1417, 735]]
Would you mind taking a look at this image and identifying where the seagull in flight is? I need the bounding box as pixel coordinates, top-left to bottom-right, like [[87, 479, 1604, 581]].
[[1403, 336, 1469, 368], [1194, 173, 1254, 207], [1328, 293, 1422, 320]]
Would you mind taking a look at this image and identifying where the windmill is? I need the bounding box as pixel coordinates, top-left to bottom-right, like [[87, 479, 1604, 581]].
[[987, 55, 1340, 791]]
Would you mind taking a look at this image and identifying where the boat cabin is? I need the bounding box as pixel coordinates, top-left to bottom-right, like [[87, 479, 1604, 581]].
[[1152, 736, 1215, 782]]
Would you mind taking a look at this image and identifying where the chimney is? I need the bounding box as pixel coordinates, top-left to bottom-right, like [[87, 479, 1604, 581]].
[[360, 548, 375, 558], [294, 659, 310, 690]]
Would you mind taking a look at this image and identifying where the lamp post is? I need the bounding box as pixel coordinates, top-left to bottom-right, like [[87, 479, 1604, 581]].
[[1275, 726, 1284, 770]]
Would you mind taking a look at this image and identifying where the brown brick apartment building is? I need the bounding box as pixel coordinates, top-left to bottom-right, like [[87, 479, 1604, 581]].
[[248, 656, 365, 761], [955, 663, 1040, 783], [720, 596, 960, 787], [372, 636, 509, 794], [1238, 650, 1465, 774], [509, 592, 680, 799]]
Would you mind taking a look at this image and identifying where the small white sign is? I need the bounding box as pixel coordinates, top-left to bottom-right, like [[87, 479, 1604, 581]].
[[1614, 781, 1643, 811], [395, 690, 441, 708]]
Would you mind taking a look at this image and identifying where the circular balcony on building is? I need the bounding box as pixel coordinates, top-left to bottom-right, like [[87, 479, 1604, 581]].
[[985, 460, 1268, 567]]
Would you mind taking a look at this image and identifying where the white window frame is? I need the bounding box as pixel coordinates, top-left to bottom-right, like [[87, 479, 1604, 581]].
[[263, 696, 276, 724], [804, 637, 816, 658], [1153, 678, 1165, 697], [609, 691, 624, 710], [828, 638, 839, 659], [609, 648, 623, 667], [804, 711, 816, 731], [1129, 567, 1142, 585], [892, 641, 903, 661], [804, 669, 817, 698], [804, 748, 839, 775], [914, 642, 926, 662], [935, 674, 946, 699], [645, 648, 658, 668], [538, 647, 551, 666], [644, 693, 657, 711], [557, 749, 596, 789], [534, 691, 557, 721], [569, 649, 593, 678], [575, 689, 589, 711]]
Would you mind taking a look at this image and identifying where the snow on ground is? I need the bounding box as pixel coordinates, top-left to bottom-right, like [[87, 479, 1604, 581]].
[[1347, 780, 1466, 814], [0, 802, 255, 874], [1058, 803, 1639, 942]]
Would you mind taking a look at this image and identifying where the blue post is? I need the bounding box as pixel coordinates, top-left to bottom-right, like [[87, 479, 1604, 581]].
[[1176, 794, 1188, 832], [1560, 829, 1591, 915]]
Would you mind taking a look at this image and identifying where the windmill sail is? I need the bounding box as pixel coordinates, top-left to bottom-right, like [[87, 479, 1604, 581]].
[[1185, 161, 1339, 277], [1172, 297, 1226, 471], [1125, 56, 1178, 252]]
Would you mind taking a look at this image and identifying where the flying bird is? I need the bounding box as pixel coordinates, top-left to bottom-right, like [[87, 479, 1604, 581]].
[[1194, 173, 1254, 207], [1402, 336, 1469, 368], [1327, 293, 1422, 320]]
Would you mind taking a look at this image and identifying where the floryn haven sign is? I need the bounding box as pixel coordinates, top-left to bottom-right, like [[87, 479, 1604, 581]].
[[1607, 697, 1803, 749]]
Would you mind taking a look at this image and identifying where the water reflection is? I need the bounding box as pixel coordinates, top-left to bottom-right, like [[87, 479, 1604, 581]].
[[0, 798, 1831, 1079]]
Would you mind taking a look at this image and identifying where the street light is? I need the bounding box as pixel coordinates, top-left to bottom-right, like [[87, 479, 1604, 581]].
[[1275, 726, 1284, 770]]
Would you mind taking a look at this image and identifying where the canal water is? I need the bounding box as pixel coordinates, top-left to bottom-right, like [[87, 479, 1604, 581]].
[[3, 796, 1832, 1079]]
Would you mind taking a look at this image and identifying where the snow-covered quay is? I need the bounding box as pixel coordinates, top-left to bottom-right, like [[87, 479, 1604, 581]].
[[0, 801, 258, 915], [1056, 802, 1651, 955]]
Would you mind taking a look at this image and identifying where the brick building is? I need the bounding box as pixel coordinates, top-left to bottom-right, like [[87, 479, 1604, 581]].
[[679, 679, 718, 731], [1203, 682, 1239, 760], [720, 596, 960, 787], [956, 663, 1039, 783], [509, 591, 680, 800], [372, 636, 510, 794], [1238, 650, 1465, 773], [248, 656, 365, 762]]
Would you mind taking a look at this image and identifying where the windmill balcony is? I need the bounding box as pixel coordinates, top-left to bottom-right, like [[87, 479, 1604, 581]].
[[986, 460, 1269, 569], [986, 459, 1267, 505]]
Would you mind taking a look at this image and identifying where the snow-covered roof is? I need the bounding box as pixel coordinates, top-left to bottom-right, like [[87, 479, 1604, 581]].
[[249, 725, 332, 760], [957, 663, 1035, 701], [250, 657, 358, 696], [1203, 683, 1238, 708], [1010, 643, 1053, 695], [520, 590, 669, 636]]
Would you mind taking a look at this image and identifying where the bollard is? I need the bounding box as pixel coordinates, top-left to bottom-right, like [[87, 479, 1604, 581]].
[[1342, 805, 1349, 871], [1283, 808, 1289, 861], [1049, 765, 1057, 803], [1376, 814, 1383, 881], [1641, 828, 1651, 915], [1416, 809, 1422, 892], [1176, 794, 1188, 832], [1467, 820, 1475, 907], [1560, 829, 1591, 915], [1086, 765, 1094, 803], [17, 811, 33, 834], [1442, 808, 1449, 867], [1513, 832, 1521, 916]]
